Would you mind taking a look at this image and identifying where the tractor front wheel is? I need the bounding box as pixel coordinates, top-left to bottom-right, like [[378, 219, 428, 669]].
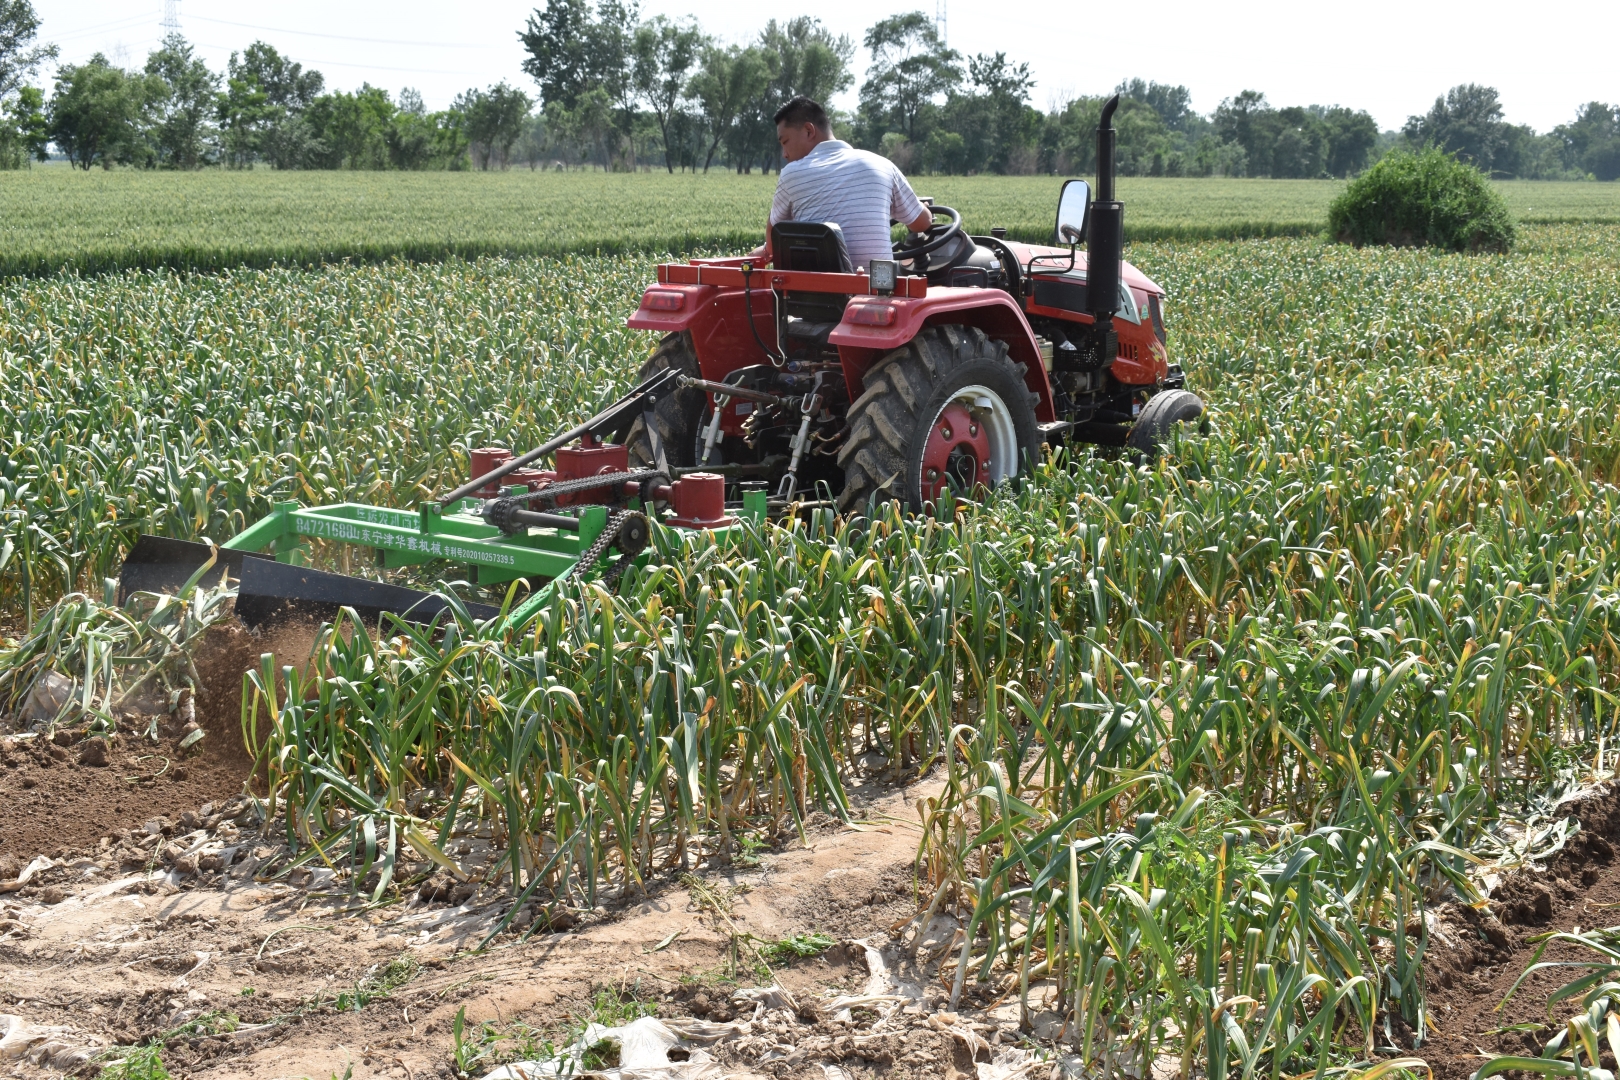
[[1125, 388, 1205, 461], [626, 332, 706, 470], [838, 325, 1039, 514]]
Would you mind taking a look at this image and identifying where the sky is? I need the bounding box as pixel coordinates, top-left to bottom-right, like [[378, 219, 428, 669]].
[[32, 0, 1619, 134]]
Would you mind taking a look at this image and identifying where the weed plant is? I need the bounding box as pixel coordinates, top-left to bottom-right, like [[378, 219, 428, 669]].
[[1331, 147, 1516, 252]]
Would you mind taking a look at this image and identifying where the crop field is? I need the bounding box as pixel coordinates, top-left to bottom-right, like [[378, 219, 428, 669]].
[[1, 168, 1618, 276], [3, 223, 1620, 1076]]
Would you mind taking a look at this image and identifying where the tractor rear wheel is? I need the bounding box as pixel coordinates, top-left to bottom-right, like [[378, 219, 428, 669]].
[[626, 332, 706, 470], [838, 325, 1039, 514], [1125, 388, 1205, 461]]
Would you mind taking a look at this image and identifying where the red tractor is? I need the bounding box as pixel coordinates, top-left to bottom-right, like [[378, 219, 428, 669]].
[[113, 99, 1206, 627], [623, 94, 1204, 513]]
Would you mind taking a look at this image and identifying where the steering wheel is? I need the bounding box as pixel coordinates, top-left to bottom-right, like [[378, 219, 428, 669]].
[[893, 205, 963, 261]]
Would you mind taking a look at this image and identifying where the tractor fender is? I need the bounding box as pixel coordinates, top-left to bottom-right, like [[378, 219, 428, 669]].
[[829, 289, 1056, 423], [626, 284, 721, 332]]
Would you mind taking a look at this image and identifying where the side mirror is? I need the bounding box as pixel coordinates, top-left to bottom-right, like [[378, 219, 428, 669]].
[[1054, 179, 1090, 248]]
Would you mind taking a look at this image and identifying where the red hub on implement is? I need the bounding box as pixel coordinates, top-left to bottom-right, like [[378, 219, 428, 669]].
[[666, 472, 734, 528]]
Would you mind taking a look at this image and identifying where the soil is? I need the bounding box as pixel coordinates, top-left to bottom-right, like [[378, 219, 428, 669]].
[[0, 623, 266, 860], [0, 617, 1009, 1079], [1421, 783, 1620, 1080]]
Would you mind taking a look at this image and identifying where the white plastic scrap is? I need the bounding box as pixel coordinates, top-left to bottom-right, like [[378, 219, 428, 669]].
[[0, 1015, 95, 1070], [829, 939, 913, 1020], [481, 1015, 749, 1080]]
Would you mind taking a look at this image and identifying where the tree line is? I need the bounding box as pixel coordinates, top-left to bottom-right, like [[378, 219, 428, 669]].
[[1, 0, 1616, 179]]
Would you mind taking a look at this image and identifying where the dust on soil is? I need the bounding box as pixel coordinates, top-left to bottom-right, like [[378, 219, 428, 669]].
[[1421, 783, 1620, 1080], [0, 622, 271, 859]]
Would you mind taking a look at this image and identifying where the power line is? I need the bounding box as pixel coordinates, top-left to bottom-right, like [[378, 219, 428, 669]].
[[188, 42, 491, 79], [45, 14, 156, 44], [186, 13, 500, 50]]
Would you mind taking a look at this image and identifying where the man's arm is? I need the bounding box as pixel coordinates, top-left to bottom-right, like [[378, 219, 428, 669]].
[[890, 165, 931, 237], [750, 176, 796, 262]]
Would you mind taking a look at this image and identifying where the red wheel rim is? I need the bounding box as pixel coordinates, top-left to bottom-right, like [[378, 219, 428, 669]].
[[920, 402, 992, 502]]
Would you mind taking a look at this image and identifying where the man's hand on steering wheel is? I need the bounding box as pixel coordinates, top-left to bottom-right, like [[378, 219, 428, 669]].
[[893, 205, 962, 263]]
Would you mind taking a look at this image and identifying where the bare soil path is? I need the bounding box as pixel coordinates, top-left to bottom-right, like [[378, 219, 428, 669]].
[[1422, 784, 1620, 1080], [0, 752, 1009, 1080]]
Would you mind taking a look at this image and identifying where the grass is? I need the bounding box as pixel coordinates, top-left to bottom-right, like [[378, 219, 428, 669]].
[[97, 1045, 171, 1080], [0, 169, 1616, 276], [4, 223, 1620, 1076], [759, 932, 838, 964], [449, 986, 657, 1076]]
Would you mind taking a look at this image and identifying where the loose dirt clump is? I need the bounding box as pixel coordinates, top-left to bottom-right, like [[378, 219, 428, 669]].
[[0, 623, 272, 859], [1422, 783, 1620, 1080]]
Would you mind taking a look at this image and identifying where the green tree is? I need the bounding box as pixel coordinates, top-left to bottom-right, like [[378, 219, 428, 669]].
[[219, 42, 324, 168], [305, 84, 395, 169], [1116, 78, 1193, 131], [0, 84, 44, 167], [632, 16, 704, 172], [1214, 90, 1278, 176], [519, 0, 597, 109], [760, 17, 854, 109], [1321, 106, 1379, 177], [858, 11, 960, 145], [388, 87, 470, 170], [935, 52, 1039, 173], [0, 0, 52, 169], [144, 34, 220, 169], [0, 0, 55, 103], [1403, 84, 1510, 174], [460, 81, 532, 169], [1045, 95, 1174, 177], [1269, 106, 1326, 178], [48, 55, 161, 169], [519, 0, 639, 168], [687, 43, 770, 172], [1555, 102, 1620, 181]]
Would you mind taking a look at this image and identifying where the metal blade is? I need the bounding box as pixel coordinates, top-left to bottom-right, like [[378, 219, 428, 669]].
[[117, 535, 274, 605], [234, 558, 500, 630]]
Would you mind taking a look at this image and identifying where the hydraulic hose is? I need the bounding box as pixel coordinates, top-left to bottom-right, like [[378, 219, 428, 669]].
[[741, 262, 788, 367]]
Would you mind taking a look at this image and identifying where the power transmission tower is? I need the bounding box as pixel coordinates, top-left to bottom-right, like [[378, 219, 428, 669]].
[[160, 0, 181, 35], [935, 0, 947, 45]]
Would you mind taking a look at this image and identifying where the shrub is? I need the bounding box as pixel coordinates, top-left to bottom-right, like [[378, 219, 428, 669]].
[[1329, 147, 1514, 252]]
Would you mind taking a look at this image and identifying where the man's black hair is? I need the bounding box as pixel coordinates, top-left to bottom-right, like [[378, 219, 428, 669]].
[[773, 96, 830, 133]]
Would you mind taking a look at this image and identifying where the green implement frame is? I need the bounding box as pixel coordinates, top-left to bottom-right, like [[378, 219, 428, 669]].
[[122, 488, 769, 633]]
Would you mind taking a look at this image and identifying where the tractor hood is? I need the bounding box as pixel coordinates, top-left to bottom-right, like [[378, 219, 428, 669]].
[[1004, 242, 1164, 297]]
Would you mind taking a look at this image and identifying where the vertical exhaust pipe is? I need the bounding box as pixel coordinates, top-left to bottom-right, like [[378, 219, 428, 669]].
[[1087, 93, 1123, 366]]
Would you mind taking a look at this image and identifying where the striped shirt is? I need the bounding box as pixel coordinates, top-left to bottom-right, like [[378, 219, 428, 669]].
[[769, 140, 925, 271]]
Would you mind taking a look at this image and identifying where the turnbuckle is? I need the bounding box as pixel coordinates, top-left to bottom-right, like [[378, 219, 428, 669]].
[[777, 371, 826, 500]]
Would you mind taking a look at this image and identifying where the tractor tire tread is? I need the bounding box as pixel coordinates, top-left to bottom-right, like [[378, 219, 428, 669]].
[[837, 325, 1036, 514], [626, 332, 705, 471]]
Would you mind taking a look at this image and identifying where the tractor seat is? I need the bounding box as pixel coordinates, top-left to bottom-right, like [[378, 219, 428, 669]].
[[771, 221, 853, 331], [771, 221, 853, 274]]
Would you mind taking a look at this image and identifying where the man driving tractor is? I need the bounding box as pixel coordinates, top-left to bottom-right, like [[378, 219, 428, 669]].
[[749, 96, 934, 271]]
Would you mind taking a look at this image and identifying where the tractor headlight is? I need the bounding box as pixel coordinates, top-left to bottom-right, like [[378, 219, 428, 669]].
[[867, 260, 898, 296]]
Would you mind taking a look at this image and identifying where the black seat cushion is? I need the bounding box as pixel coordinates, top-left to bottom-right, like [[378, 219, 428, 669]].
[[771, 221, 854, 274]]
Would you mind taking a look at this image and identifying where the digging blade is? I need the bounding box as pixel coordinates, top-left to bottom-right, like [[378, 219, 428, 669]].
[[234, 558, 501, 630], [117, 535, 273, 605]]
